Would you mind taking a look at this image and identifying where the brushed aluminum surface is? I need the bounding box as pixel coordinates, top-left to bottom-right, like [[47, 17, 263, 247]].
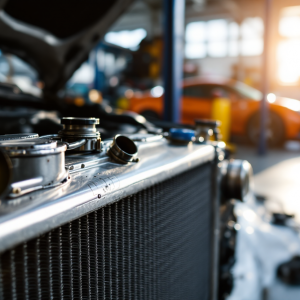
[[0, 134, 215, 252], [0, 136, 68, 198]]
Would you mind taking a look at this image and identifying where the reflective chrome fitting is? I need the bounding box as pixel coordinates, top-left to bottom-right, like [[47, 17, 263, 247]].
[[0, 133, 69, 198], [221, 159, 253, 202], [195, 119, 221, 143], [58, 117, 101, 152], [108, 135, 139, 164]]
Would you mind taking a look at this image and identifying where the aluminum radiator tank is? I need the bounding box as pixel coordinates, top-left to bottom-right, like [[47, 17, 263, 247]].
[[0, 133, 219, 300]]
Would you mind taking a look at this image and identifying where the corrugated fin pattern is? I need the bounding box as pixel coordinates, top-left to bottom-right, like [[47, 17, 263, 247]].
[[0, 162, 212, 300]]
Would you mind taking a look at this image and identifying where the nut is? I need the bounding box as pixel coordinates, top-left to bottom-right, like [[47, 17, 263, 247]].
[[97, 139, 101, 151], [12, 187, 21, 194]]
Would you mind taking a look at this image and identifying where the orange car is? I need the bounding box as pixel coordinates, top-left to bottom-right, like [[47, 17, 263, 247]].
[[126, 78, 300, 146]]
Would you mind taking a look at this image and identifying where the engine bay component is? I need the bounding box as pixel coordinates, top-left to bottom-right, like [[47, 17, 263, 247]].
[[108, 135, 139, 163], [168, 128, 195, 144], [195, 119, 221, 143], [278, 256, 300, 285], [0, 133, 68, 198], [0, 130, 219, 300], [40, 117, 101, 152], [58, 117, 101, 152], [0, 150, 12, 198], [221, 159, 253, 202]]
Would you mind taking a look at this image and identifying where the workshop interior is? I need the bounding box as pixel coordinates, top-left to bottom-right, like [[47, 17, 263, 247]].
[[0, 0, 300, 299]]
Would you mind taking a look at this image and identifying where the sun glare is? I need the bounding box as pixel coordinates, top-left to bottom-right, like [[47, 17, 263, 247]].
[[267, 93, 276, 103], [278, 6, 300, 85], [282, 98, 300, 111]]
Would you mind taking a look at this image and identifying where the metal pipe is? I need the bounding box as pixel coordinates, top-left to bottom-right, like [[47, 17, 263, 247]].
[[259, 0, 272, 155], [65, 139, 86, 151], [162, 0, 185, 123], [40, 135, 87, 151], [39, 134, 59, 139]]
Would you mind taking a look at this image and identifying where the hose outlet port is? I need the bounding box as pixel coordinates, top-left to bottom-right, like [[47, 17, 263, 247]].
[[221, 159, 253, 202], [108, 135, 138, 164]]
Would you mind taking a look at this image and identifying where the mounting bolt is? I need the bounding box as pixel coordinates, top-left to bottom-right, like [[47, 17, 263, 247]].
[[12, 187, 21, 194], [96, 139, 101, 152], [69, 165, 74, 170], [81, 164, 85, 168]]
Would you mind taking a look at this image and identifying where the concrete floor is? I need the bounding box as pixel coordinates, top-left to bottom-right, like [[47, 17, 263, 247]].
[[233, 141, 300, 300], [233, 142, 300, 175], [234, 142, 300, 221]]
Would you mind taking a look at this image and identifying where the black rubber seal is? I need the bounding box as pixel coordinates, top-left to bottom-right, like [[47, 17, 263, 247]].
[[195, 119, 220, 127]]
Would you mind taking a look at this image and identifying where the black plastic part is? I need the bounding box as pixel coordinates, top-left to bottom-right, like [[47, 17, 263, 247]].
[[0, 0, 135, 93], [272, 213, 294, 226], [0, 150, 12, 199], [195, 119, 221, 127], [278, 256, 300, 285], [255, 194, 267, 202], [61, 117, 99, 125], [4, 0, 117, 39], [218, 201, 237, 300]]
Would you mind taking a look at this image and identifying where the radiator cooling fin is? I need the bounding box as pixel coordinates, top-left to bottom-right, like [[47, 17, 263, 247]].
[[0, 163, 212, 300]]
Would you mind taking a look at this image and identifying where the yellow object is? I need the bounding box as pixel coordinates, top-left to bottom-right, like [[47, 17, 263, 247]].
[[117, 97, 130, 110], [225, 143, 236, 154], [211, 97, 231, 143], [89, 89, 103, 103], [74, 97, 85, 107]]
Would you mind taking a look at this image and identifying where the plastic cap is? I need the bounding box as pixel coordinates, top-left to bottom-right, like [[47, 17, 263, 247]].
[[169, 128, 195, 142]]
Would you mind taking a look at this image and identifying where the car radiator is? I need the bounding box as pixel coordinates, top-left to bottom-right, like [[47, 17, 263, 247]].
[[0, 134, 218, 300]]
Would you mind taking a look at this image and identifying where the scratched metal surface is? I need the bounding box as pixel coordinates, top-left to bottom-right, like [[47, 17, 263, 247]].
[[0, 135, 214, 253]]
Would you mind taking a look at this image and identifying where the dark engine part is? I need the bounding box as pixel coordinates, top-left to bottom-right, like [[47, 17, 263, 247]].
[[272, 213, 295, 226], [0, 103, 161, 140], [278, 256, 300, 285], [219, 200, 237, 299], [221, 159, 253, 202], [0, 110, 62, 137]]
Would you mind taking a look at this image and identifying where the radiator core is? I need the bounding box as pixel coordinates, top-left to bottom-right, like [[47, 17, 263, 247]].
[[0, 163, 213, 300]]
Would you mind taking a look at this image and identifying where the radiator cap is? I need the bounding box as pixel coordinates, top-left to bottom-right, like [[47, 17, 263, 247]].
[[169, 128, 195, 143]]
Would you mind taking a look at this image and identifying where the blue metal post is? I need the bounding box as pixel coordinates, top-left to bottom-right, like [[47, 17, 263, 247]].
[[163, 0, 185, 122], [259, 0, 272, 155]]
